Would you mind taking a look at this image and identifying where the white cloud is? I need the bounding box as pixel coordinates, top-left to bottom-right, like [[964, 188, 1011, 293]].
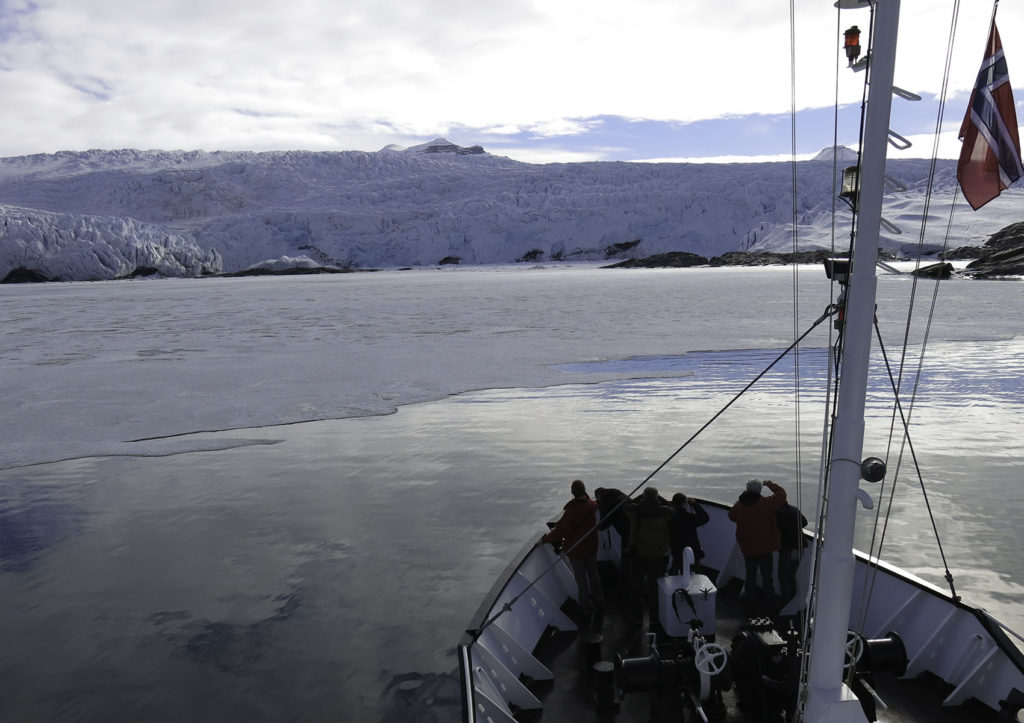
[[889, 129, 968, 162], [485, 146, 609, 164], [526, 118, 604, 138], [0, 0, 1021, 159], [638, 153, 816, 165]]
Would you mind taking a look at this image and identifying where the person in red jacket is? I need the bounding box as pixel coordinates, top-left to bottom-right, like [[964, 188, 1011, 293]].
[[542, 479, 604, 614], [728, 479, 787, 607]]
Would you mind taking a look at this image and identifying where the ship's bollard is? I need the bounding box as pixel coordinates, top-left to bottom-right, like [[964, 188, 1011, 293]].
[[592, 660, 618, 711], [580, 631, 604, 670]]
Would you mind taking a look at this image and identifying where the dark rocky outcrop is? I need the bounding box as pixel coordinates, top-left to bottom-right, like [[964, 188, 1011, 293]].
[[939, 245, 986, 260], [438, 256, 461, 265], [224, 266, 351, 277], [420, 143, 485, 155], [601, 247, 967, 271], [710, 251, 781, 266], [912, 262, 953, 279], [604, 240, 642, 258], [1, 267, 51, 283], [709, 250, 840, 266], [126, 266, 161, 278], [604, 251, 709, 268], [983, 221, 1024, 251], [222, 264, 382, 277], [605, 249, 846, 269], [964, 221, 1024, 278]]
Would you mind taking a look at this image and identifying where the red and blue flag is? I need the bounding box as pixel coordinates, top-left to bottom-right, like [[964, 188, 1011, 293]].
[[957, 21, 1023, 210]]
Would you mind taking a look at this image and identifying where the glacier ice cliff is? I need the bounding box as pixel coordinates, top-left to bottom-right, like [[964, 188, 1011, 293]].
[[0, 142, 1020, 281], [1, 204, 222, 281]]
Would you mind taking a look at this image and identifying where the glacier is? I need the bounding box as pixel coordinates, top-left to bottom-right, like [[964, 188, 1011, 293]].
[[0, 204, 222, 281], [0, 140, 1021, 281]]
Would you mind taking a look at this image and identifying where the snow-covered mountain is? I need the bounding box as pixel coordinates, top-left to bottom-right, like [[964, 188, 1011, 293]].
[[1, 139, 1020, 281], [811, 145, 861, 162]]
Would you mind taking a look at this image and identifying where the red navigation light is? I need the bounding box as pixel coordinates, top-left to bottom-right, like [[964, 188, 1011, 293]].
[[844, 26, 862, 65]]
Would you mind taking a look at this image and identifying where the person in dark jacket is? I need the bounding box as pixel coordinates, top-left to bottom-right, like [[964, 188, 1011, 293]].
[[668, 493, 710, 575], [594, 487, 631, 541], [593, 487, 630, 598], [624, 487, 675, 624], [728, 479, 787, 605], [775, 501, 809, 604], [542, 479, 604, 613]]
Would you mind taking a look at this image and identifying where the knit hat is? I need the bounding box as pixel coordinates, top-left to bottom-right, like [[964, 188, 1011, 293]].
[[746, 479, 763, 494]]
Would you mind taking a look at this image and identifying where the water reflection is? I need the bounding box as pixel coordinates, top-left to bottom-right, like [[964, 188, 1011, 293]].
[[1, 341, 1022, 722]]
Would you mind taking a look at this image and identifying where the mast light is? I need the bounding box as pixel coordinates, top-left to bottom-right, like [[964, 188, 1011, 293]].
[[839, 165, 860, 210], [844, 26, 862, 65]]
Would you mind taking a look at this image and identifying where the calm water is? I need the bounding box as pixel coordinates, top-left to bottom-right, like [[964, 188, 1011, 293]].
[[2, 339, 1023, 722], [1, 269, 1022, 722]]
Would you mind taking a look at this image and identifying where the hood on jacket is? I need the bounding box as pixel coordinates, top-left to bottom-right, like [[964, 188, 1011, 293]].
[[564, 496, 591, 510], [738, 490, 763, 506]]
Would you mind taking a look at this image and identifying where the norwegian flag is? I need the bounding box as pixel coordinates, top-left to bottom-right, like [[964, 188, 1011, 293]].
[[957, 20, 1023, 210]]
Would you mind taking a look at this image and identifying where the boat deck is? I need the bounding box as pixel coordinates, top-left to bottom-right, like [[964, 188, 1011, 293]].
[[517, 562, 1002, 723]]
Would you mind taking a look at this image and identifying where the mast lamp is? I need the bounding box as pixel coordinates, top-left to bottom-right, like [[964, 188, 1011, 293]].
[[839, 165, 860, 210], [844, 26, 862, 65]]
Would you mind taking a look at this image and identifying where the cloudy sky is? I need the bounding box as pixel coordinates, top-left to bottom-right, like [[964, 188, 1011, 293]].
[[1, 0, 1022, 164]]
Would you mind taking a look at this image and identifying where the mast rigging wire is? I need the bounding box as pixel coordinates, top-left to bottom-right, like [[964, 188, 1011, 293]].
[[855, 0, 965, 632], [788, 0, 803, 517], [796, 3, 876, 713], [871, 318, 960, 600]]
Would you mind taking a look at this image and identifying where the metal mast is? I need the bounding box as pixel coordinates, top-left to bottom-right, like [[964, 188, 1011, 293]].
[[801, 1, 900, 720]]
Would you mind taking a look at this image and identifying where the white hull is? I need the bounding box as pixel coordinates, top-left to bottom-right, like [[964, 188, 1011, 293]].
[[458, 499, 1024, 721]]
